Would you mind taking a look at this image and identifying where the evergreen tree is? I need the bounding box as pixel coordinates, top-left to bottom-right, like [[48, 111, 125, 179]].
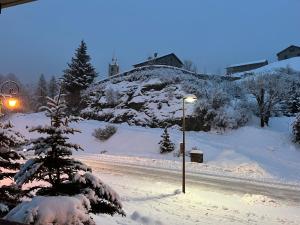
[[293, 113, 300, 144], [283, 80, 300, 116], [14, 94, 124, 220], [62, 40, 98, 114], [48, 75, 58, 99], [0, 121, 26, 216], [35, 74, 48, 111], [159, 127, 175, 153]]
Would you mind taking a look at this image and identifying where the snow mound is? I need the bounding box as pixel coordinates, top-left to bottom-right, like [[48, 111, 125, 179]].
[[5, 195, 94, 225], [130, 211, 164, 225]]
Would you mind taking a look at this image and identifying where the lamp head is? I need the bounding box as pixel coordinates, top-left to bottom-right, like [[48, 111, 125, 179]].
[[7, 97, 18, 109], [184, 94, 197, 103]]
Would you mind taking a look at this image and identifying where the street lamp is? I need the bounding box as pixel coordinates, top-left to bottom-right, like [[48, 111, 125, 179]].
[[182, 94, 197, 194], [0, 80, 20, 116]]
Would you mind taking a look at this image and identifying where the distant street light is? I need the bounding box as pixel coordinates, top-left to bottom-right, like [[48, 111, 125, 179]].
[[182, 94, 197, 194], [0, 80, 20, 116]]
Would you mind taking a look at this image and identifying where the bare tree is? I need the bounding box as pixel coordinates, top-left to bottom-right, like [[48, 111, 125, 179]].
[[183, 60, 198, 73], [244, 73, 287, 127]]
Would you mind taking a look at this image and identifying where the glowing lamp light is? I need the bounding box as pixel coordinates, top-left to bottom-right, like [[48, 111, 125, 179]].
[[184, 94, 197, 103], [8, 98, 18, 109]]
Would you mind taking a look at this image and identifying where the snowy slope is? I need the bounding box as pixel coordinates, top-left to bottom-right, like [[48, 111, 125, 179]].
[[233, 57, 300, 77], [10, 113, 300, 183], [82, 65, 235, 128]]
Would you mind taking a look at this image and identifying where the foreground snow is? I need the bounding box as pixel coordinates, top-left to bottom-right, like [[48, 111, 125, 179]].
[[10, 113, 300, 183], [91, 170, 300, 225]]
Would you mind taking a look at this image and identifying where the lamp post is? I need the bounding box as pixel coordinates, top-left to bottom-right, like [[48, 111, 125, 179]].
[[182, 94, 197, 194]]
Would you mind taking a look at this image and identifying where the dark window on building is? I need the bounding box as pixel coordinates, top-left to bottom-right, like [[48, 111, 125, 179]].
[[285, 55, 288, 59], [298, 54, 300, 56]]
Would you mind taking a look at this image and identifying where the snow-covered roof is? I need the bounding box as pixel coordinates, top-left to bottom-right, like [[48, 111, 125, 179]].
[[227, 59, 268, 68], [276, 45, 300, 56]]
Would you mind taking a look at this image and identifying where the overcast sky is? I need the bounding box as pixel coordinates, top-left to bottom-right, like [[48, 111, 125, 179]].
[[0, 0, 300, 82]]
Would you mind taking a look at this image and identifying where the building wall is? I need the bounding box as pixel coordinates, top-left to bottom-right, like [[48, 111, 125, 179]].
[[226, 61, 268, 74], [277, 46, 300, 61]]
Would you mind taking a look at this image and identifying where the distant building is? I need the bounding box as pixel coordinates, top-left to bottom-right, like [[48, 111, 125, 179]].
[[133, 53, 183, 68], [226, 59, 268, 75], [277, 45, 300, 61], [108, 57, 119, 77]]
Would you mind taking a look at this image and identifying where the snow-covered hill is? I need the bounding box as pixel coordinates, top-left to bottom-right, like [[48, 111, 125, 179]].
[[82, 65, 244, 130], [233, 57, 300, 78]]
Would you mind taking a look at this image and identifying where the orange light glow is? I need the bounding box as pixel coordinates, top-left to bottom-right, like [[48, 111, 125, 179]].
[[8, 98, 18, 109]]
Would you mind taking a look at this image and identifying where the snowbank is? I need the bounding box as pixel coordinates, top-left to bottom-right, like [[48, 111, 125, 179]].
[[5, 195, 94, 225]]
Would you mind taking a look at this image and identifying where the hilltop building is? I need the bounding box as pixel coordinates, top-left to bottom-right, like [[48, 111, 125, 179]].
[[133, 53, 183, 68], [277, 45, 300, 61], [226, 59, 268, 75], [108, 57, 120, 77]]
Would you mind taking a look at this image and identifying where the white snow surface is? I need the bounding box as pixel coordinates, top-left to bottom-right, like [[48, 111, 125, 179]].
[[10, 113, 300, 183], [233, 57, 300, 77], [92, 171, 300, 225], [5, 195, 94, 225]]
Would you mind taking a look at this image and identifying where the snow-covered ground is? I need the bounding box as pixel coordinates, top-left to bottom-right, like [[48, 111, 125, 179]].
[[5, 112, 300, 225], [10, 113, 300, 183], [233, 57, 300, 77], [91, 169, 300, 225]]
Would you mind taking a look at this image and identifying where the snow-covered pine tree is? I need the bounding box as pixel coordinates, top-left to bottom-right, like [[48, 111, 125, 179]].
[[34, 74, 48, 111], [14, 94, 124, 221], [0, 121, 26, 216], [62, 40, 98, 115], [293, 113, 300, 144], [283, 80, 300, 116], [48, 75, 58, 99], [159, 127, 175, 153]]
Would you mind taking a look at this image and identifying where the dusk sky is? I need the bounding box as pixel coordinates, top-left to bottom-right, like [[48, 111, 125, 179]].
[[0, 0, 300, 82]]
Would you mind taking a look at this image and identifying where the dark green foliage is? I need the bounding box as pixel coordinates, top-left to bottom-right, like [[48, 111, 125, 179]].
[[62, 40, 97, 114], [35, 74, 48, 111], [293, 114, 300, 144], [0, 121, 26, 216], [15, 95, 124, 218], [282, 80, 300, 116], [93, 125, 117, 141], [159, 127, 175, 153], [48, 76, 59, 99]]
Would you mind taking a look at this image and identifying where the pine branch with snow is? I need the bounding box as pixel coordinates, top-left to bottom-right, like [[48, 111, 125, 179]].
[[0, 121, 27, 217], [14, 94, 124, 222]]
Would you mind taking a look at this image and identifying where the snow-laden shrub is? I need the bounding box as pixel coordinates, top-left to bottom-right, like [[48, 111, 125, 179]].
[[0, 121, 27, 217], [93, 125, 117, 141], [191, 87, 251, 131], [105, 88, 121, 106], [5, 195, 95, 225], [293, 114, 300, 144]]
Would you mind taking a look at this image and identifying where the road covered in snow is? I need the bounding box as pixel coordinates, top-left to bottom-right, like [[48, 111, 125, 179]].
[[80, 156, 300, 225]]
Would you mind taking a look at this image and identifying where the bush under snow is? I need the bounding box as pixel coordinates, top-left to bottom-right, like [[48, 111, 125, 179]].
[[5, 195, 95, 225]]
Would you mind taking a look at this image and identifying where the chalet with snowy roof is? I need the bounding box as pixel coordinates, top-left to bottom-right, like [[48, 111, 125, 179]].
[[277, 45, 300, 61], [133, 53, 183, 68], [226, 59, 268, 75]]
